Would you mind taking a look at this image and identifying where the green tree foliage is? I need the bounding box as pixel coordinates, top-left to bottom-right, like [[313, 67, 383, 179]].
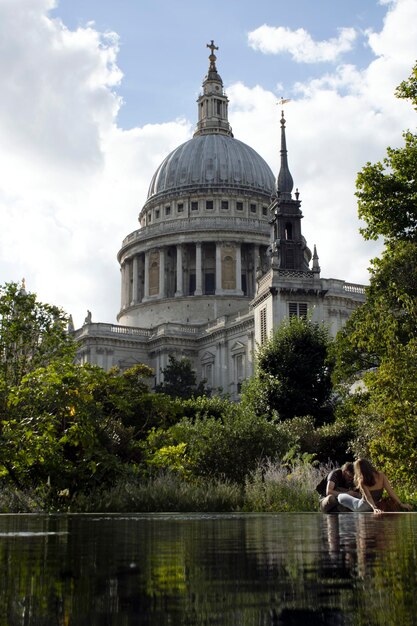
[[356, 63, 417, 244], [91, 363, 181, 434], [0, 359, 190, 494], [0, 282, 74, 407], [333, 240, 417, 380], [334, 63, 417, 487], [242, 316, 334, 425], [155, 354, 207, 399], [179, 395, 233, 422], [2, 361, 127, 493], [357, 341, 417, 488]]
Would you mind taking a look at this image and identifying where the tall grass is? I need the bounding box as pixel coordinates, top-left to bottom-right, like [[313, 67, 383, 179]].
[[0, 485, 44, 513], [0, 462, 337, 513], [243, 460, 330, 512], [71, 473, 244, 513]]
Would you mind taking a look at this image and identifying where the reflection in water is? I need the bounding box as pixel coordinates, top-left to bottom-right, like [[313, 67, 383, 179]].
[[0, 512, 416, 625]]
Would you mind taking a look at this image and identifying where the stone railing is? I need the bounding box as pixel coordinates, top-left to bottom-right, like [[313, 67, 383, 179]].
[[276, 269, 316, 279], [151, 323, 200, 337], [121, 216, 270, 247], [74, 323, 151, 339], [342, 282, 366, 294]]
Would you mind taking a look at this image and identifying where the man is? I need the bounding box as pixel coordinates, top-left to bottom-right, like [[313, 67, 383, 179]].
[[318, 462, 358, 513]]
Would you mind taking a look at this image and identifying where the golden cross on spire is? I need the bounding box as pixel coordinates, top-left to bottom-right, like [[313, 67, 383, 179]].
[[207, 40, 218, 71]]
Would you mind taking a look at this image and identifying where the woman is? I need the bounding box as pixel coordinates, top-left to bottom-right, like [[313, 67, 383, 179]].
[[337, 459, 412, 514]]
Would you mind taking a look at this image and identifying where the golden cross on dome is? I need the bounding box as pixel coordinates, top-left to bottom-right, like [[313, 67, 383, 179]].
[[207, 40, 218, 70], [207, 40, 218, 55]]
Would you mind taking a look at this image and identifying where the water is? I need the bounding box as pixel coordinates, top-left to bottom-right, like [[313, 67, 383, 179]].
[[0, 512, 416, 625]]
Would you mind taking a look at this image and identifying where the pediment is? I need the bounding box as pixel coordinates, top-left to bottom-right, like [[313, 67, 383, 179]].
[[230, 341, 245, 353], [201, 351, 216, 364]]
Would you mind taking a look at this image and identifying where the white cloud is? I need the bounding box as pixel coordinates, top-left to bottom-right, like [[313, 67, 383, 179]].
[[0, 0, 190, 326], [233, 0, 417, 286], [248, 25, 357, 63]]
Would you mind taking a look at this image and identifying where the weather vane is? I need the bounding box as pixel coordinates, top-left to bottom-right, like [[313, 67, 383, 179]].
[[278, 97, 291, 109]]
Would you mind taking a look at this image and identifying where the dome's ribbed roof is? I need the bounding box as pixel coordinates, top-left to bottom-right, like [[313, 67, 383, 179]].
[[146, 134, 275, 202]]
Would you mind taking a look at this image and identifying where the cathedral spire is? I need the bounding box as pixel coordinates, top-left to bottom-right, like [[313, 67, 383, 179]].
[[276, 109, 294, 199], [312, 244, 321, 273], [194, 41, 233, 137]]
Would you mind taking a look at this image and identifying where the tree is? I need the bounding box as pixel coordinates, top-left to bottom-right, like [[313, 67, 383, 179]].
[[93, 363, 183, 436], [333, 63, 417, 486], [242, 316, 334, 425], [356, 63, 417, 244], [1, 361, 124, 493], [0, 281, 74, 408], [155, 355, 207, 400], [333, 240, 417, 381]]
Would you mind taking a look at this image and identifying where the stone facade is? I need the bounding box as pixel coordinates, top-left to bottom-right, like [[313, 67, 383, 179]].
[[75, 44, 365, 399]]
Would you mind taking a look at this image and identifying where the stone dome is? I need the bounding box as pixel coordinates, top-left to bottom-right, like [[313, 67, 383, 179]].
[[146, 134, 275, 204]]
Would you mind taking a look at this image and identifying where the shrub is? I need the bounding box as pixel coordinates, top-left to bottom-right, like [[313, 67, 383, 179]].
[[142, 405, 292, 483]]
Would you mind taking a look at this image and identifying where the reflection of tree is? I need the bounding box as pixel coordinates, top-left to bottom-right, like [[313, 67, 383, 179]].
[[321, 513, 417, 626], [0, 513, 416, 624]]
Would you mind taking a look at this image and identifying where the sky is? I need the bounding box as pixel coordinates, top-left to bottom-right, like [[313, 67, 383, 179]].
[[0, 0, 416, 327]]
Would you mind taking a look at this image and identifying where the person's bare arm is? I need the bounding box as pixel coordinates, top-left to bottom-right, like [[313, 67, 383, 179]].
[[360, 483, 382, 514]]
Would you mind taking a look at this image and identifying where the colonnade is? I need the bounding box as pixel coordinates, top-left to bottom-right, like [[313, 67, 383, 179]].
[[121, 240, 264, 309]]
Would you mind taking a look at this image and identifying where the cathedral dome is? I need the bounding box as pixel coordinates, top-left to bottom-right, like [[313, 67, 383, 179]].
[[146, 134, 275, 203]]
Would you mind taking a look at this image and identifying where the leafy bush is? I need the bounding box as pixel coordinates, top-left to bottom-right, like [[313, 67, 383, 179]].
[[142, 405, 291, 483], [274, 415, 353, 465]]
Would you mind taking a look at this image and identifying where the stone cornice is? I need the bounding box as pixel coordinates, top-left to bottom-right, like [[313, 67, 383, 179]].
[[250, 289, 272, 309]]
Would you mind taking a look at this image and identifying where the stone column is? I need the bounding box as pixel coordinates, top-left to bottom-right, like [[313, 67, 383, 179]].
[[131, 255, 139, 304], [247, 331, 254, 378], [253, 244, 260, 294], [215, 242, 222, 295], [123, 260, 131, 308], [175, 244, 183, 296], [120, 263, 127, 309], [144, 250, 149, 300], [195, 242, 203, 295], [215, 341, 223, 389], [235, 243, 243, 294], [159, 247, 166, 298]]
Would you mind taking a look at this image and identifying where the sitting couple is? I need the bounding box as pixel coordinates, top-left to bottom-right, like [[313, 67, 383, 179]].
[[319, 458, 412, 514]]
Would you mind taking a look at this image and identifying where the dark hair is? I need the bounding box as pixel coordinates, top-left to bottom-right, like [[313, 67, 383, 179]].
[[354, 458, 377, 488]]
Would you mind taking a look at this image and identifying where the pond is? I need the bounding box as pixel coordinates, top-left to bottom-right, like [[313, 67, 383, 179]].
[[0, 512, 416, 625]]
